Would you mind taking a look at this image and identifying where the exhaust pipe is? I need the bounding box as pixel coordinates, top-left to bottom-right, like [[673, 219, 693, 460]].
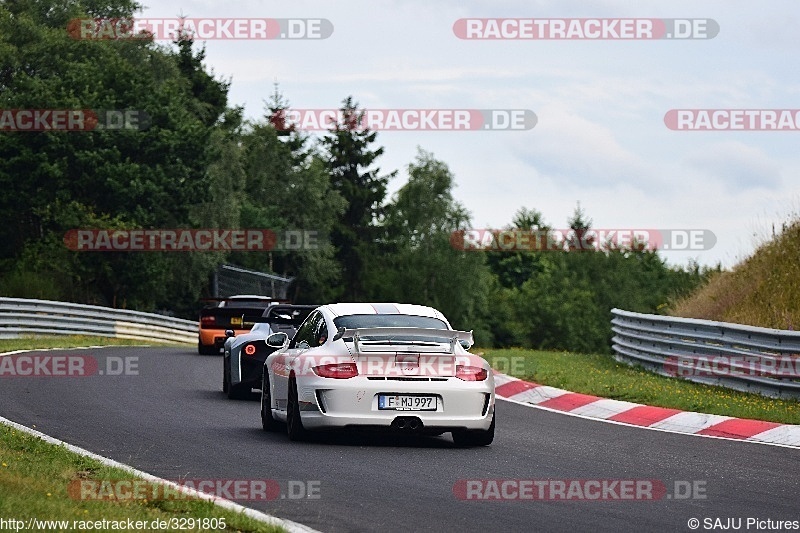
[[393, 416, 423, 432]]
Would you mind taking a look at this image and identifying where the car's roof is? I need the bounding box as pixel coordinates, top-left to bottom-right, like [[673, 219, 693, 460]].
[[322, 303, 448, 322]]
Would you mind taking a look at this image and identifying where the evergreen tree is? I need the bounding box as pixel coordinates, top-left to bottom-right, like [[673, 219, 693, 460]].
[[320, 96, 395, 300]]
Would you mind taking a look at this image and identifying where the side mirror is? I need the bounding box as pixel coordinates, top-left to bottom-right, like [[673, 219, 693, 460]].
[[459, 339, 473, 351], [266, 332, 289, 349], [225, 329, 235, 338]]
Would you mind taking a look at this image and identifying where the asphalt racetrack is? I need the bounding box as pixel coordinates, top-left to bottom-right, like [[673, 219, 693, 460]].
[[1, 346, 798, 532]]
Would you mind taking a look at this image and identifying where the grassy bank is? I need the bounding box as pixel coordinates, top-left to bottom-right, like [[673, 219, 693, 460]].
[[671, 219, 800, 329], [1, 335, 283, 532], [0, 425, 284, 532], [0, 335, 184, 353]]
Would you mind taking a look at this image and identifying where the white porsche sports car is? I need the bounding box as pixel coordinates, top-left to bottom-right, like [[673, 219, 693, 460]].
[[260, 303, 495, 446]]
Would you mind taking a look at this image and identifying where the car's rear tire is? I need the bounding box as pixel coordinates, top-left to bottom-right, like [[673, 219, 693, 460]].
[[452, 410, 495, 447], [198, 342, 216, 356], [227, 382, 248, 400], [286, 377, 308, 441], [261, 371, 278, 432]]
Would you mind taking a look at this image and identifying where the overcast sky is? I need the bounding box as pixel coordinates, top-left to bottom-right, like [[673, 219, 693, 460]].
[[137, 0, 800, 268]]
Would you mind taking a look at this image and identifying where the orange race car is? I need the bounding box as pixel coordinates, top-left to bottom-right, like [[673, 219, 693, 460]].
[[198, 295, 286, 355]]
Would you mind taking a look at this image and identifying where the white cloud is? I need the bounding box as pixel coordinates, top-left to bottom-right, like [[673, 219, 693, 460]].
[[511, 105, 654, 188], [685, 141, 782, 190], [138, 0, 800, 268]]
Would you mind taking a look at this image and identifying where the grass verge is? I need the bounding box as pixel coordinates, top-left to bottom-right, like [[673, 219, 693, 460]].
[[0, 424, 285, 532], [1, 336, 284, 532], [0, 335, 185, 353], [483, 348, 800, 425]]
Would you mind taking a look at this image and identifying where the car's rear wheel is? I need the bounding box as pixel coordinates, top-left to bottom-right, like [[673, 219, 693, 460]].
[[260, 371, 278, 432], [227, 382, 248, 399], [198, 342, 216, 356], [286, 377, 308, 441], [452, 410, 495, 447]]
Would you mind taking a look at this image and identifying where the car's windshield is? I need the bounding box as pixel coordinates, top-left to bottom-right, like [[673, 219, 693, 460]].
[[334, 314, 448, 329], [333, 314, 450, 343], [221, 301, 272, 308]]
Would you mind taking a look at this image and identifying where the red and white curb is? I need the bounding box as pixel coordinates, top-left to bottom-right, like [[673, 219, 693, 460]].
[[493, 372, 800, 449]]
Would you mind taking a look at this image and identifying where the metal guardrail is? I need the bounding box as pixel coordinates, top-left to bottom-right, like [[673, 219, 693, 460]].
[[611, 308, 800, 399], [0, 297, 197, 344]]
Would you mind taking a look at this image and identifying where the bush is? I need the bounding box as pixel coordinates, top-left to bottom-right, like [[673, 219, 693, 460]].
[[0, 271, 64, 301]]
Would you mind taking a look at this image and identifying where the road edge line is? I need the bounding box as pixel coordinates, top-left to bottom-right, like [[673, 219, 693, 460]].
[[0, 415, 320, 533], [0, 345, 321, 533]]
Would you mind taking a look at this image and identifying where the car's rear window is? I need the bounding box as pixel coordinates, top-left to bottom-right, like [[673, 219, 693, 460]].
[[220, 301, 272, 308], [333, 314, 448, 330]]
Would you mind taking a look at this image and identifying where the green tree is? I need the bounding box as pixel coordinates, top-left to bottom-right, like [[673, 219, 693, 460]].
[[482, 203, 711, 351], [485, 207, 553, 289], [379, 149, 491, 340], [230, 91, 345, 303], [0, 0, 235, 312], [566, 201, 594, 251], [320, 96, 395, 301]]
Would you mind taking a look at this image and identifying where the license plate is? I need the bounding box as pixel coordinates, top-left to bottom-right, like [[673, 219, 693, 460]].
[[378, 395, 437, 411], [230, 317, 242, 326]]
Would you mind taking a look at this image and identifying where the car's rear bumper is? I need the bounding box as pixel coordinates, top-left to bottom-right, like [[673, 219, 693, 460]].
[[295, 376, 495, 431], [199, 329, 247, 349]]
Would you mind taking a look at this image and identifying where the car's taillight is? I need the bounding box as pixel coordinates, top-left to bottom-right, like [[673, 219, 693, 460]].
[[456, 365, 488, 381], [200, 316, 215, 327], [313, 363, 358, 379], [244, 344, 256, 356]]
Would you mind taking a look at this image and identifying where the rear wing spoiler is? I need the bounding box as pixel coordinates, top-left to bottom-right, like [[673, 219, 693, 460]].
[[250, 305, 319, 326], [199, 297, 290, 310], [338, 327, 474, 354], [200, 297, 289, 303]]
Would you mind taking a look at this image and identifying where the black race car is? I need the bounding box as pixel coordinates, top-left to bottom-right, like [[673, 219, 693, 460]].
[[198, 295, 282, 355], [222, 304, 317, 399]]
